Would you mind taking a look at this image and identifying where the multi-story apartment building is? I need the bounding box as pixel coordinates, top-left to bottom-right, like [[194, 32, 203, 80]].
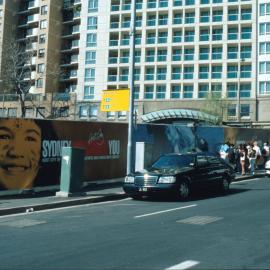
[[0, 0, 269, 126]]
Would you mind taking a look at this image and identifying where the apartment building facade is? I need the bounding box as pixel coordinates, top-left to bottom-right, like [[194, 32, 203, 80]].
[[0, 0, 269, 126]]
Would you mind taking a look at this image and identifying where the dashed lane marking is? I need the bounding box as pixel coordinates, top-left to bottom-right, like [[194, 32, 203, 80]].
[[134, 204, 197, 219], [165, 260, 200, 270]]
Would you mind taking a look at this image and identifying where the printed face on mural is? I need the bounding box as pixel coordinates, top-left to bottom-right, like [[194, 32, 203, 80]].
[[0, 119, 41, 190]]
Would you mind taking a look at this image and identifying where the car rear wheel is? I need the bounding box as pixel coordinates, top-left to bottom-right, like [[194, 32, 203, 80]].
[[220, 176, 230, 193], [177, 180, 190, 200]]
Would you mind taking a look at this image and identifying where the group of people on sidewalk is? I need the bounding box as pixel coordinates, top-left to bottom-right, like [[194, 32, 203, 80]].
[[219, 141, 270, 176]]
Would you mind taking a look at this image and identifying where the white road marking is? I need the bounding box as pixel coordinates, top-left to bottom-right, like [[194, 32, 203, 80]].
[[177, 215, 223, 225], [166, 260, 200, 270], [134, 204, 197, 219]]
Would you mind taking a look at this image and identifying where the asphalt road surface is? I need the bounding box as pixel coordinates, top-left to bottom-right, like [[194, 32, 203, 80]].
[[1, 177, 270, 270]]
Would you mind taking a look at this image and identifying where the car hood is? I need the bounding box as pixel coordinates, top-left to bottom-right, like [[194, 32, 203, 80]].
[[134, 167, 193, 176]]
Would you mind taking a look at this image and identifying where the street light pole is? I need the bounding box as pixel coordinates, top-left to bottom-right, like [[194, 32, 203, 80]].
[[237, 62, 241, 123], [126, 0, 136, 174]]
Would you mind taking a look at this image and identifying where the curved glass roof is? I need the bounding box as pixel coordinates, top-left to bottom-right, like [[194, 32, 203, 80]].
[[141, 109, 219, 124]]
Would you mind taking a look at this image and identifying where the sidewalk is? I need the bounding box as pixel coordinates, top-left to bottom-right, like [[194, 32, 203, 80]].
[[0, 171, 266, 217]]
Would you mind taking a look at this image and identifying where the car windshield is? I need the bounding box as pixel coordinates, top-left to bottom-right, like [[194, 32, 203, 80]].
[[150, 155, 194, 170]]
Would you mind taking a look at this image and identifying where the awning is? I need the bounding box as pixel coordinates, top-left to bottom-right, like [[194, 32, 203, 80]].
[[141, 109, 219, 124]]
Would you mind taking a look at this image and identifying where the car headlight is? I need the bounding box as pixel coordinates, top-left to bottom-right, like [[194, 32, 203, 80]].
[[125, 176, 135, 183], [158, 176, 176, 183]]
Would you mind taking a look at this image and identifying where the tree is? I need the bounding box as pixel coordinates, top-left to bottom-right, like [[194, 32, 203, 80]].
[[1, 39, 35, 117], [202, 92, 231, 125]]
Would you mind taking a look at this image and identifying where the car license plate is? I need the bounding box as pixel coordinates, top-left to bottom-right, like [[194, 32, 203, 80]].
[[139, 187, 148, 192]]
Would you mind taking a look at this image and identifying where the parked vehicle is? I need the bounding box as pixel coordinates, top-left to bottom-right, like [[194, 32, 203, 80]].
[[265, 159, 270, 176], [123, 153, 235, 200]]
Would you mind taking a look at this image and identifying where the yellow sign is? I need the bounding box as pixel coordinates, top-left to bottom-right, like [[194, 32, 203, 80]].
[[100, 89, 130, 112]]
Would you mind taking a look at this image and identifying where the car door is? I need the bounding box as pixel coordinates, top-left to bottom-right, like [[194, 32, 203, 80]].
[[193, 155, 212, 188], [207, 156, 224, 185]]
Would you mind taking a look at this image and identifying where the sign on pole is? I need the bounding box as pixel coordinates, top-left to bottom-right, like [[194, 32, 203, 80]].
[[100, 89, 130, 112]]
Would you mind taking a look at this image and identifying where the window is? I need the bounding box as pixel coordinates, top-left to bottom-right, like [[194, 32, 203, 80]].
[[199, 66, 209, 79], [185, 12, 195, 24], [145, 67, 155, 80], [25, 108, 34, 118], [86, 33, 97, 47], [36, 78, 43, 88], [171, 85, 181, 99], [146, 50, 155, 62], [171, 67, 181, 80], [259, 81, 270, 95], [228, 9, 238, 21], [241, 8, 251, 20], [212, 10, 222, 22], [157, 67, 167, 80], [227, 46, 238, 59], [8, 108, 17, 118], [212, 28, 222, 41], [260, 3, 270, 16], [212, 47, 222, 60], [172, 49, 182, 61], [240, 104, 250, 117], [227, 83, 237, 98], [40, 5, 48, 15], [241, 26, 251, 39], [227, 65, 237, 78], [173, 13, 182, 24], [200, 29, 210, 41], [85, 51, 96, 64], [259, 42, 270, 55], [118, 111, 127, 119], [39, 34, 46, 44], [158, 32, 168, 43], [156, 85, 166, 99], [79, 105, 88, 118], [228, 27, 238, 40], [38, 49, 45, 58], [85, 68, 95, 82], [198, 84, 209, 98], [172, 31, 182, 43], [240, 65, 251, 78], [87, 16, 97, 30], [37, 63, 45, 73], [134, 86, 140, 99], [183, 85, 193, 98], [158, 14, 168, 25], [134, 68, 141, 81], [259, 62, 270, 74], [89, 105, 98, 118], [40, 19, 47, 29], [211, 83, 222, 98], [157, 49, 167, 61], [147, 14, 156, 26], [212, 65, 222, 79], [227, 105, 236, 117], [199, 47, 209, 60], [144, 85, 154, 99], [259, 23, 270, 35], [241, 45, 251, 58], [84, 86, 94, 99], [240, 83, 251, 97], [36, 107, 45, 119], [146, 32, 155, 44], [183, 66, 194, 79], [88, 0, 98, 12], [184, 30, 194, 42], [200, 10, 210, 23], [184, 48, 194, 60], [107, 111, 115, 119]]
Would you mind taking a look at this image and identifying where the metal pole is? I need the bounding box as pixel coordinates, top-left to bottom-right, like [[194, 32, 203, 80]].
[[126, 0, 136, 174], [237, 62, 241, 123]]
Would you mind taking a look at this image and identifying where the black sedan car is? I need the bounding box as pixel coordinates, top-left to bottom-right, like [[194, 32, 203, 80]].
[[123, 153, 235, 200]]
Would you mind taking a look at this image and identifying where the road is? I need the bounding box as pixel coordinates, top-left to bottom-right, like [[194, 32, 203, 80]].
[[0, 177, 270, 270]]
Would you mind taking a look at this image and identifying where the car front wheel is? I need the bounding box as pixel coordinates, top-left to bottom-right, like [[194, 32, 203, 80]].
[[220, 176, 230, 193], [177, 180, 190, 200]]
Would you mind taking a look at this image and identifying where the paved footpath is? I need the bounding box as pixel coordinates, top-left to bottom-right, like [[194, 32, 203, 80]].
[[0, 171, 266, 216]]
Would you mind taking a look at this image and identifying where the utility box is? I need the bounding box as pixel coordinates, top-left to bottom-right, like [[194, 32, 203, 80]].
[[135, 142, 154, 171], [56, 147, 85, 197]]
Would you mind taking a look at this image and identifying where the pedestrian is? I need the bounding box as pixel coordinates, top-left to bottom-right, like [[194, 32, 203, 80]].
[[253, 141, 262, 169], [248, 146, 256, 175], [262, 142, 270, 164], [239, 144, 246, 175]]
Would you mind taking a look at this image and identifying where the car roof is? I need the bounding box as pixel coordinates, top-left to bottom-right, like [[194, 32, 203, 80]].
[[162, 152, 217, 157]]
